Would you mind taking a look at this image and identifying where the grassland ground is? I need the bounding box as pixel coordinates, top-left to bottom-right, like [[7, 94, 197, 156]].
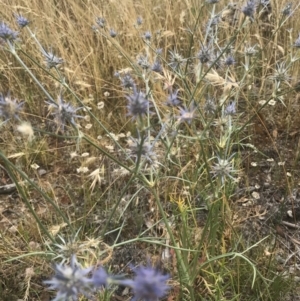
[[1, 0, 300, 300]]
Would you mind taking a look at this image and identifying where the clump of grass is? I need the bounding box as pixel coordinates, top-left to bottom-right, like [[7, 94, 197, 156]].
[[1, 0, 300, 300]]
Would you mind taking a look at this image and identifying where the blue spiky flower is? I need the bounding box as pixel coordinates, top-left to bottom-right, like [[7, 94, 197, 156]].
[[178, 102, 197, 124], [166, 90, 181, 106], [42, 50, 64, 69], [92, 266, 109, 289], [0, 22, 19, 42], [128, 135, 157, 164], [44, 255, 93, 301], [121, 264, 170, 301], [151, 59, 163, 73], [15, 14, 30, 28], [126, 86, 151, 119], [282, 3, 292, 16], [109, 28, 117, 38], [224, 55, 236, 66], [225, 101, 236, 115], [210, 154, 238, 183], [294, 33, 300, 48], [143, 31, 152, 41], [0, 93, 23, 122], [197, 45, 212, 64], [204, 97, 216, 115], [46, 94, 82, 132], [96, 17, 106, 28], [136, 16, 143, 26], [168, 50, 186, 70], [242, 0, 257, 20], [120, 73, 136, 89]]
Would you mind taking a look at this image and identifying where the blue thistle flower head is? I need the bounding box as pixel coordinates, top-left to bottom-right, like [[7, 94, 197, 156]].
[[156, 48, 163, 56], [121, 264, 170, 301], [136, 16, 143, 26], [282, 3, 292, 16], [168, 50, 186, 70], [44, 255, 93, 301], [92, 266, 109, 289], [137, 54, 150, 70], [225, 101, 236, 115], [0, 93, 24, 122], [128, 135, 157, 164], [166, 89, 181, 106], [294, 33, 300, 48], [204, 97, 216, 115], [224, 55, 236, 66], [242, 0, 257, 20], [210, 154, 237, 183], [126, 87, 151, 119], [143, 31, 152, 41], [0, 22, 19, 42], [46, 94, 82, 132], [42, 50, 64, 69], [120, 73, 135, 89], [151, 60, 163, 73], [178, 102, 197, 124], [197, 45, 212, 64], [15, 14, 30, 28], [109, 28, 117, 38], [96, 17, 106, 28]]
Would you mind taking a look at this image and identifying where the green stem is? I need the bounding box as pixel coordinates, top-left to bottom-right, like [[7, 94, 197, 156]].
[[152, 189, 195, 301]]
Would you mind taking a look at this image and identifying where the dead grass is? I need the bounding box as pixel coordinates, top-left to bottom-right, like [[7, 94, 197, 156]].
[[1, 0, 300, 300]]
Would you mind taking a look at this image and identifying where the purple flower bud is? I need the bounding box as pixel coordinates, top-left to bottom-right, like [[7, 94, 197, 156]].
[[110, 28, 117, 38], [143, 31, 151, 41], [136, 16, 143, 26]]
